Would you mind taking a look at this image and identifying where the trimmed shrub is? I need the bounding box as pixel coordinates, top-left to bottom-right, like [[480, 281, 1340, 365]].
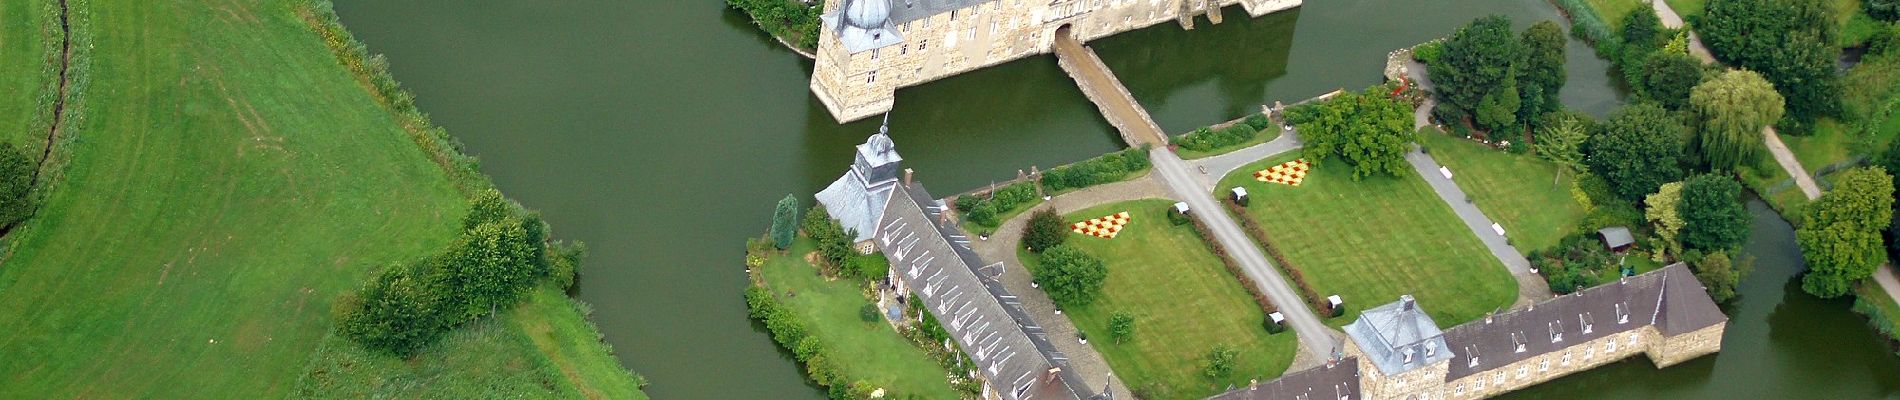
[[1022, 208, 1070, 252], [1176, 124, 1258, 152], [955, 181, 1038, 228]]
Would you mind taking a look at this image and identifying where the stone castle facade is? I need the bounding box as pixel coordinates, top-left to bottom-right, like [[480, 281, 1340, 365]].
[[810, 0, 1303, 122], [1212, 263, 1727, 400]]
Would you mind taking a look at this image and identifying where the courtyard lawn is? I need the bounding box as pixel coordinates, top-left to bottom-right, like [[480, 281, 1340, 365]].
[[0, 0, 639, 397], [1586, 0, 1647, 30], [1215, 153, 1517, 327], [1417, 130, 1587, 253], [0, 0, 55, 149], [759, 238, 961, 400], [1022, 199, 1297, 400]]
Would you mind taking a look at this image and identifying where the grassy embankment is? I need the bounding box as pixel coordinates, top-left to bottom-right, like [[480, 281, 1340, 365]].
[[1416, 130, 1588, 253], [1020, 200, 1296, 400], [755, 238, 962, 400], [1216, 153, 1517, 327], [0, 0, 641, 397], [0, 0, 58, 149]]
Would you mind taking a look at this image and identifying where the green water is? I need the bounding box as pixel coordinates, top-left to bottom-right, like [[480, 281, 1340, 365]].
[[332, 1, 1894, 398]]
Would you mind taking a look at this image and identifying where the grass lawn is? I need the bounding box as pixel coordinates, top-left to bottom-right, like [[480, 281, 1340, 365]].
[[759, 238, 960, 400], [0, 0, 639, 397], [1780, 118, 1896, 174], [1665, 0, 1706, 18], [1021, 199, 1296, 400], [0, 0, 55, 149], [297, 286, 647, 399], [1854, 281, 1900, 343], [1417, 130, 1587, 253], [1177, 126, 1283, 160], [1587, 0, 1647, 30], [1215, 153, 1517, 327]]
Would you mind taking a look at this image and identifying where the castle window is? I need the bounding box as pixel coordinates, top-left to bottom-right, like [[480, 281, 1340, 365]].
[[950, 10, 957, 21], [1493, 371, 1503, 384], [900, 44, 908, 55], [1517, 366, 1527, 378], [1455, 384, 1464, 396], [919, 40, 928, 51], [1586, 347, 1596, 360], [1475, 379, 1485, 391], [1627, 333, 1639, 346], [871, 49, 879, 60], [1607, 340, 1618, 353], [968, 27, 975, 39], [866, 70, 877, 84], [1561, 352, 1572, 366]]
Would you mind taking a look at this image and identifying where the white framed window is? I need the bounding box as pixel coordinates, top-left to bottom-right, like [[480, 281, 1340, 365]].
[[1455, 384, 1465, 396], [1539, 359, 1549, 372], [1517, 365, 1528, 378], [1628, 333, 1640, 346], [1475, 379, 1486, 391], [871, 49, 879, 60], [866, 70, 877, 84], [1493, 371, 1503, 384], [1586, 347, 1596, 360], [1561, 352, 1572, 366], [1607, 340, 1618, 353]]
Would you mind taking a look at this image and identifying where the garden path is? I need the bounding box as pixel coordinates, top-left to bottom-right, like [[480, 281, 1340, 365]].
[[1188, 129, 1304, 192]]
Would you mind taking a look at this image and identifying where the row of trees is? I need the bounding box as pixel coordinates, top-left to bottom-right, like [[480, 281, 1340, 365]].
[[1699, 0, 1842, 134], [336, 190, 573, 355], [1424, 17, 1567, 134]]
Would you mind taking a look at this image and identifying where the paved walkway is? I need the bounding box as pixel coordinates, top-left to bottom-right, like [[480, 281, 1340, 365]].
[[1403, 65, 1555, 302], [1650, 0, 1716, 63], [965, 175, 1173, 398], [1151, 149, 1341, 360], [1186, 129, 1304, 192], [1053, 32, 1170, 148]]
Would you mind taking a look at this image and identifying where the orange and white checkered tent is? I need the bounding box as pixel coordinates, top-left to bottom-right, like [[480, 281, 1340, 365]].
[[1254, 159, 1312, 186], [1071, 211, 1131, 239]]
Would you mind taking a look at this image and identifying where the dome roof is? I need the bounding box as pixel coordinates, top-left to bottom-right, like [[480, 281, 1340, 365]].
[[842, 0, 891, 30], [866, 132, 895, 157]]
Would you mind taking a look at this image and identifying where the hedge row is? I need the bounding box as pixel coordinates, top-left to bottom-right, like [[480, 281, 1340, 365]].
[[1041, 146, 1152, 193], [1176, 124, 1258, 152], [1184, 213, 1279, 317], [954, 181, 1039, 228], [1223, 200, 1332, 315]]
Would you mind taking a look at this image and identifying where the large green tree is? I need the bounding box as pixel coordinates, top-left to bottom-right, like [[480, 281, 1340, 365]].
[[1691, 251, 1751, 303], [1690, 69, 1784, 170], [1587, 104, 1687, 201], [1639, 52, 1706, 110], [1034, 245, 1109, 308], [1646, 181, 1687, 259], [1022, 208, 1070, 253], [1700, 0, 1840, 132], [1678, 174, 1751, 252], [1288, 86, 1416, 180], [1622, 8, 1669, 52], [1533, 114, 1589, 183], [337, 260, 451, 356], [1429, 15, 1523, 130], [1518, 21, 1568, 123], [1799, 167, 1896, 298]]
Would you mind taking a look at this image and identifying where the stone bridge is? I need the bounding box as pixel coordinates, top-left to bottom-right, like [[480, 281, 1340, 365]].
[[1052, 28, 1171, 148]]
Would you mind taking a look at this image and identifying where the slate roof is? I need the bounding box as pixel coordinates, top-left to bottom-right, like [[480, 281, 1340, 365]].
[[879, 180, 1095, 400], [1205, 358, 1360, 400], [1344, 295, 1452, 376], [824, 0, 905, 53], [816, 169, 896, 243], [888, 0, 999, 25], [1441, 263, 1725, 380]]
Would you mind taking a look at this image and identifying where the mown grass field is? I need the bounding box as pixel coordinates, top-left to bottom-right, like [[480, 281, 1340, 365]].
[[1418, 130, 1587, 254], [1022, 199, 1296, 400], [1585, 0, 1647, 30], [0, 0, 56, 149], [760, 238, 960, 400], [1216, 153, 1517, 327], [0, 0, 639, 397]]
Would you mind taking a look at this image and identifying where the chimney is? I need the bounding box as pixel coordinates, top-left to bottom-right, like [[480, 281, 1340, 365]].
[[904, 168, 914, 186], [1400, 294, 1416, 311]]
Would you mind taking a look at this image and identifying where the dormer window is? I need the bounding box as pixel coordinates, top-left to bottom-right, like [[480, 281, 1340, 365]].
[[1466, 345, 1481, 368], [1511, 332, 1527, 353], [1402, 347, 1415, 364], [1616, 302, 1630, 324], [1580, 313, 1595, 334], [1549, 321, 1564, 343]]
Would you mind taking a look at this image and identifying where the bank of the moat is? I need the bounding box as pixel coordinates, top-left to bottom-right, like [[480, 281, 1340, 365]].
[[333, 1, 1900, 399]]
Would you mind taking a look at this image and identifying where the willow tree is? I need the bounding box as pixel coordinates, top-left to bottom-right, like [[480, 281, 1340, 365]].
[[1690, 69, 1784, 170]]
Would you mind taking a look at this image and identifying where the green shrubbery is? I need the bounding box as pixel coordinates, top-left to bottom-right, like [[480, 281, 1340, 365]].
[[726, 0, 823, 51], [336, 190, 558, 356], [1700, 0, 1842, 134], [954, 181, 1038, 228], [1021, 208, 1070, 252], [802, 206, 858, 274], [744, 286, 866, 399], [1033, 245, 1109, 308], [1041, 146, 1152, 193], [1176, 124, 1259, 153], [0, 143, 36, 229]]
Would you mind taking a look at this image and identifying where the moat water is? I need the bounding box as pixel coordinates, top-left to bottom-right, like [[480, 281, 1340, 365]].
[[335, 1, 1897, 398]]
